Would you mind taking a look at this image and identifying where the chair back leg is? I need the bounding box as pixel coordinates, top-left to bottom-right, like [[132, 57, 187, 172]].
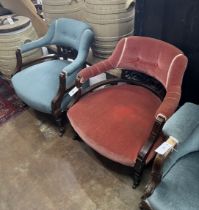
[[139, 200, 153, 210], [132, 158, 145, 188], [55, 115, 65, 136]]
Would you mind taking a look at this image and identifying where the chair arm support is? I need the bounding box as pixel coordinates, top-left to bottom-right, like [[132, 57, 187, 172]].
[[22, 54, 59, 67], [155, 87, 181, 120], [65, 58, 115, 108], [52, 72, 66, 117], [77, 58, 114, 83], [142, 137, 177, 199], [20, 36, 49, 53], [133, 116, 165, 188], [62, 28, 94, 77], [136, 115, 166, 163], [66, 78, 83, 110], [52, 72, 82, 117], [67, 77, 142, 109], [13, 49, 59, 76], [70, 77, 166, 110], [14, 49, 23, 75], [62, 55, 86, 77], [139, 200, 153, 210]]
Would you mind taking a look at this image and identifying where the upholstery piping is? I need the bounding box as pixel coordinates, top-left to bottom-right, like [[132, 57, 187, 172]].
[[116, 37, 127, 68], [156, 113, 167, 121], [165, 53, 183, 88]]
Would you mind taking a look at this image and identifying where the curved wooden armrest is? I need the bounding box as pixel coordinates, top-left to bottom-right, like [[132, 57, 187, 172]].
[[68, 78, 125, 109], [67, 76, 166, 114], [142, 137, 178, 199], [14, 49, 59, 75], [23, 54, 59, 67], [78, 77, 165, 99]]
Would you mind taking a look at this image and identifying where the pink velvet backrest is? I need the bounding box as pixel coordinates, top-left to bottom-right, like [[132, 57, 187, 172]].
[[78, 36, 188, 93], [77, 36, 188, 119], [108, 36, 187, 90]]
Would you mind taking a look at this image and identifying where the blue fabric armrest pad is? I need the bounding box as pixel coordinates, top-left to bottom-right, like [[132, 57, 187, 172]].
[[62, 29, 93, 76], [20, 37, 47, 53], [20, 22, 55, 53], [163, 102, 199, 143]]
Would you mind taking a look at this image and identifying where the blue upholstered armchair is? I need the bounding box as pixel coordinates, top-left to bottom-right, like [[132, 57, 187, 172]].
[[11, 18, 94, 135], [140, 102, 199, 210]]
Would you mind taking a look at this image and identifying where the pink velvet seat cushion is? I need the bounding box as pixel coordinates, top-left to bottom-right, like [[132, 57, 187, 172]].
[[67, 84, 162, 166]]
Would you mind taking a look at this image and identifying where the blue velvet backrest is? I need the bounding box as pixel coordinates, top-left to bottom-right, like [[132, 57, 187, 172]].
[[49, 18, 92, 50], [20, 18, 94, 53]]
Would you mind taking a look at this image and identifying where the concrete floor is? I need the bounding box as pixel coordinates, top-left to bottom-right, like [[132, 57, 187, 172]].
[[0, 109, 150, 210]]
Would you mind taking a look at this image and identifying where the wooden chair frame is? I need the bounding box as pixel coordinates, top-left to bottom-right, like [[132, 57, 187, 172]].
[[140, 137, 177, 209]]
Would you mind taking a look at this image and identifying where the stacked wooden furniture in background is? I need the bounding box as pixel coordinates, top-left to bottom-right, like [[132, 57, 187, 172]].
[[0, 15, 42, 79], [42, 0, 136, 59], [0, 0, 48, 37], [43, 0, 84, 25], [85, 0, 135, 58]]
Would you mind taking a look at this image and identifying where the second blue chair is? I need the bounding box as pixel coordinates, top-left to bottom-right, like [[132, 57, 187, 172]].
[[140, 102, 199, 210]]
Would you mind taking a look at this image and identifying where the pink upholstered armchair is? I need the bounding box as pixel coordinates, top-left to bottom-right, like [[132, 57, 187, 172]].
[[67, 36, 188, 188]]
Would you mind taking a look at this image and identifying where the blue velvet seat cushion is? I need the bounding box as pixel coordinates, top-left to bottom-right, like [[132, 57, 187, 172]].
[[146, 152, 199, 210], [11, 60, 79, 114]]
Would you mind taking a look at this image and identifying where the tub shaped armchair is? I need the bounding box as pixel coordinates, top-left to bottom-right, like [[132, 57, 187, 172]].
[[11, 18, 94, 135], [141, 102, 199, 210], [67, 36, 188, 187]]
